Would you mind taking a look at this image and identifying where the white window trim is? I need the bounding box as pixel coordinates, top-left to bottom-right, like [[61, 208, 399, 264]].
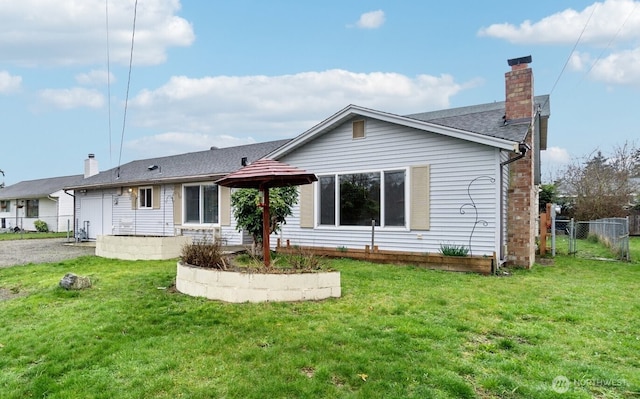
[[139, 186, 153, 209], [316, 167, 409, 230], [182, 183, 220, 226]]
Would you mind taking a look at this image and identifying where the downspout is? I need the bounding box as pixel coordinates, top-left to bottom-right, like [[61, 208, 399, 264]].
[[499, 142, 530, 263], [64, 189, 76, 237]]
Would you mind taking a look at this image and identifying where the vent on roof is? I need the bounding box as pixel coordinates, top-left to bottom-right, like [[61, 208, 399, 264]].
[[210, 146, 218, 150], [241, 157, 248, 166]]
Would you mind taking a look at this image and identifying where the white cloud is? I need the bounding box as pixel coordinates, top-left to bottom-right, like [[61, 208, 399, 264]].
[[128, 69, 472, 142], [581, 47, 640, 85], [0, 0, 194, 67], [0, 71, 22, 93], [76, 70, 117, 86], [39, 87, 105, 109], [478, 0, 640, 45], [354, 10, 385, 29], [124, 132, 256, 158], [541, 147, 571, 182], [479, 0, 640, 86]]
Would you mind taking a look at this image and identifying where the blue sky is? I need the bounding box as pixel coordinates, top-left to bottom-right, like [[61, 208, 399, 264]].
[[1, 0, 639, 186]]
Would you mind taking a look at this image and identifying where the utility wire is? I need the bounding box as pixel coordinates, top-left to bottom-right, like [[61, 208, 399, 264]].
[[105, 0, 112, 167], [117, 0, 138, 170], [545, 2, 598, 104], [581, 2, 638, 84]]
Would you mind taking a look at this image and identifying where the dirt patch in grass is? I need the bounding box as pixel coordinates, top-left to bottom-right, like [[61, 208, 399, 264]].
[[0, 287, 25, 301]]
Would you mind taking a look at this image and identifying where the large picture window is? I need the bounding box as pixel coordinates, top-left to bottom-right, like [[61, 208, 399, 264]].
[[319, 170, 405, 227], [184, 184, 219, 224]]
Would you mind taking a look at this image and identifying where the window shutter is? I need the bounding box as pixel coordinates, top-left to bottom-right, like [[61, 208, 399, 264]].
[[299, 183, 314, 228], [173, 185, 182, 224], [220, 186, 231, 226], [152, 186, 161, 209], [410, 165, 430, 230], [130, 188, 138, 210]]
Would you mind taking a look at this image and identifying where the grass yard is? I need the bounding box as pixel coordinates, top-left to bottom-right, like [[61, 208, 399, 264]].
[[0, 231, 69, 241], [0, 241, 639, 398]]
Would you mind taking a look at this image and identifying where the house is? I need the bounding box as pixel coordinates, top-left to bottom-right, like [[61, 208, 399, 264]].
[[0, 173, 87, 232], [69, 56, 549, 268], [267, 56, 548, 268], [67, 141, 290, 241]]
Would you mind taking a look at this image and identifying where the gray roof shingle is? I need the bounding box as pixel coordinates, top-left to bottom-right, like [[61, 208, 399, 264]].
[[0, 174, 85, 200], [405, 95, 550, 143], [68, 140, 291, 189]]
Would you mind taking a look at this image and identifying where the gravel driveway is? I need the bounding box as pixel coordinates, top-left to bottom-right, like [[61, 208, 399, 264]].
[[0, 238, 95, 268]]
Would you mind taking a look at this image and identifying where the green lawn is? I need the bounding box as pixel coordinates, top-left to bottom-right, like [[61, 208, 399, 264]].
[[1, 241, 639, 398], [0, 231, 70, 240]]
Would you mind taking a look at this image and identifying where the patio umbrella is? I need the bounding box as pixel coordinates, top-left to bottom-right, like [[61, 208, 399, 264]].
[[215, 159, 317, 267]]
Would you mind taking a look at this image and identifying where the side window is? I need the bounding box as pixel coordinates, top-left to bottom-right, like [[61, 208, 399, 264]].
[[139, 187, 153, 208]]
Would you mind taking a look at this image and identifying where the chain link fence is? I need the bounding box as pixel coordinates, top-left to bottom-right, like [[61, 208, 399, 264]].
[[558, 217, 631, 261]]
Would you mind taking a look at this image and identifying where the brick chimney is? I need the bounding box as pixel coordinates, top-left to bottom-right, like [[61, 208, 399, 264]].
[[505, 56, 537, 268], [505, 55, 534, 121], [84, 153, 99, 178]]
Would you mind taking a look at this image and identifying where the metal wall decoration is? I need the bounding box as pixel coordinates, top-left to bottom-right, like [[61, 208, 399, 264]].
[[459, 176, 495, 256]]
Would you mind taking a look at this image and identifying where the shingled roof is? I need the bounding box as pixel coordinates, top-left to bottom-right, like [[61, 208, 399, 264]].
[[0, 174, 85, 200], [405, 95, 550, 144], [68, 140, 290, 190]]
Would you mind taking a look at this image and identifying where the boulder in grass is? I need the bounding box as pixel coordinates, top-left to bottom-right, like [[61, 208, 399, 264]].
[[59, 273, 92, 290]]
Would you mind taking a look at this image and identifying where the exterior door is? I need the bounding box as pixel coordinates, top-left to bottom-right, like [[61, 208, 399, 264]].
[[80, 196, 113, 239]]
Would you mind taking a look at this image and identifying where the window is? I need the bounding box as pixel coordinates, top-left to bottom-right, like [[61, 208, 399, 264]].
[[184, 184, 219, 224], [26, 199, 39, 218], [352, 120, 365, 139], [319, 170, 406, 227], [0, 200, 9, 212], [139, 187, 153, 208]]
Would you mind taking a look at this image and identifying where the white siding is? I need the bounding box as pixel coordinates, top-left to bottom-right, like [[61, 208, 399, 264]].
[[276, 117, 503, 256], [52, 189, 75, 232], [110, 186, 175, 237]]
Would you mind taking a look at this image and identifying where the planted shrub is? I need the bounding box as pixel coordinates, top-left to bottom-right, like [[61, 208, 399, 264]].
[[34, 220, 49, 232], [439, 243, 469, 257], [180, 237, 228, 270]]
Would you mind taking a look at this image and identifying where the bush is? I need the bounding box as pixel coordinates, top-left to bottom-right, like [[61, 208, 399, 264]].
[[180, 237, 228, 270], [34, 220, 49, 232], [439, 243, 469, 257]]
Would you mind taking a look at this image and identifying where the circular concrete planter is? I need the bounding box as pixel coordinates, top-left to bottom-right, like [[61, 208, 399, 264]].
[[175, 262, 341, 303]]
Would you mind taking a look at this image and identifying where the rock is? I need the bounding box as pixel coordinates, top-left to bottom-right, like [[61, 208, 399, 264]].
[[59, 273, 92, 290]]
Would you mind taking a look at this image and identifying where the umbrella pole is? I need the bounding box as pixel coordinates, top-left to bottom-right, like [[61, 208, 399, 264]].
[[262, 188, 270, 267]]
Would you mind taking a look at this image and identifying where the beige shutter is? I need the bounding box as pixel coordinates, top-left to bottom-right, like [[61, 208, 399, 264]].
[[220, 186, 231, 226], [299, 183, 314, 228], [152, 186, 161, 209], [173, 185, 182, 225], [410, 165, 430, 230], [130, 188, 138, 210]]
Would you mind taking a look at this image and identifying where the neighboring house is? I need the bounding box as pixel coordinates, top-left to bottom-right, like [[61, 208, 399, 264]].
[[0, 174, 86, 232], [66, 141, 290, 242], [68, 56, 549, 268]]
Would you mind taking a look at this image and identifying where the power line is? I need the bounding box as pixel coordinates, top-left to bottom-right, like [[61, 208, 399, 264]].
[[117, 0, 139, 172], [581, 2, 638, 83], [105, 0, 112, 167]]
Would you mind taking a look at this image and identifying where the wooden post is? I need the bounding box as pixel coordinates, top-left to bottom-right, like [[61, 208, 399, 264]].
[[262, 188, 270, 267]]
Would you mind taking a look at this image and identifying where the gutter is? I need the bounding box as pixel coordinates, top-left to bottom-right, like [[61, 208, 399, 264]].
[[498, 142, 530, 263]]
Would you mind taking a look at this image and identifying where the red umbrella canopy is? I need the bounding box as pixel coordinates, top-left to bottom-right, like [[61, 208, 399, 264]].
[[215, 159, 317, 189]]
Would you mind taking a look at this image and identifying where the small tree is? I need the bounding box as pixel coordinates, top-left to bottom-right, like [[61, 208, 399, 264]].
[[231, 186, 298, 256], [559, 142, 639, 220]]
